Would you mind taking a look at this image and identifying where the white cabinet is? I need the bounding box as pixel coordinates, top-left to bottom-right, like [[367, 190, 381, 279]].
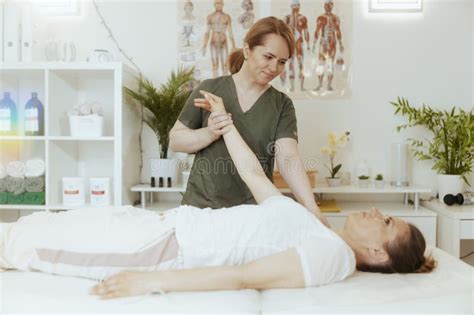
[[0, 62, 140, 211], [422, 199, 474, 257]]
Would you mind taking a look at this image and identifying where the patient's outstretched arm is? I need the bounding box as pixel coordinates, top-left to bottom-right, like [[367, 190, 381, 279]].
[[91, 248, 304, 299], [195, 91, 281, 203]]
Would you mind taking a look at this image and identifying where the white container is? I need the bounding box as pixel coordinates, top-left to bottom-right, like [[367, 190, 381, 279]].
[[390, 143, 409, 186], [356, 159, 370, 178], [69, 115, 104, 138], [90, 177, 111, 206], [63, 177, 85, 206]]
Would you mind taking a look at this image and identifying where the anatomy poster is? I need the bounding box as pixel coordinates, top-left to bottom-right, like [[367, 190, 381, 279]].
[[178, 0, 258, 81], [271, 0, 352, 100]]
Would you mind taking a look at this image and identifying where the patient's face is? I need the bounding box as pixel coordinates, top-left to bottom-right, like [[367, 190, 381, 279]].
[[345, 208, 410, 249]]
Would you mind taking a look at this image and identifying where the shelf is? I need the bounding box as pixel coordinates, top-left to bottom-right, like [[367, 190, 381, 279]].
[[0, 62, 124, 71], [130, 184, 431, 194], [48, 203, 93, 210], [0, 136, 46, 141], [131, 184, 186, 193], [422, 200, 474, 219], [48, 136, 114, 141], [0, 205, 46, 210], [285, 185, 431, 194]]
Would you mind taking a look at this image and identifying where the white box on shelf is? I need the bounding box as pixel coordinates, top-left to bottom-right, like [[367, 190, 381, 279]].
[[90, 177, 110, 206], [62, 177, 85, 206], [69, 115, 103, 138]]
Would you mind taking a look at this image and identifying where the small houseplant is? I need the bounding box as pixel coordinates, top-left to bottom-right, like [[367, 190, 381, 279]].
[[374, 173, 384, 189], [320, 131, 350, 187], [125, 67, 195, 185], [391, 98, 474, 198], [358, 175, 370, 188]]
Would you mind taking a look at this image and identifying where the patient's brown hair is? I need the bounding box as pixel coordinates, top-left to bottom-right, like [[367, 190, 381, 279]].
[[228, 16, 295, 74], [358, 223, 437, 274]]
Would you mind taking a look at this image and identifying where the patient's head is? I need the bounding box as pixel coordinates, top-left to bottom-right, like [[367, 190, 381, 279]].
[[342, 208, 436, 274]]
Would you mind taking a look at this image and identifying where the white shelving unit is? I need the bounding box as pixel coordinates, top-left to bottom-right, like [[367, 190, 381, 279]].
[[0, 62, 141, 212], [131, 183, 437, 245]]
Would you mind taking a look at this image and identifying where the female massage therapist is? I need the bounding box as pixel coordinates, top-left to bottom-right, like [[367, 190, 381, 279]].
[[169, 17, 328, 226]]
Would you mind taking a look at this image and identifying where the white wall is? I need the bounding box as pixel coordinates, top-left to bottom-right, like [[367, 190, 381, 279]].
[[6, 0, 474, 193]]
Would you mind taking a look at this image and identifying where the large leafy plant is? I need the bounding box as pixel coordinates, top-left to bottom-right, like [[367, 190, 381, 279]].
[[391, 97, 474, 185], [124, 68, 194, 159]]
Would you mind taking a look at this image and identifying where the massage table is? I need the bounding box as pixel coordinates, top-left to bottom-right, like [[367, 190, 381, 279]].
[[1, 247, 472, 314]]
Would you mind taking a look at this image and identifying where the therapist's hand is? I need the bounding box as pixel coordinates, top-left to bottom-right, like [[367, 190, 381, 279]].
[[195, 90, 233, 140], [207, 112, 233, 140], [313, 211, 330, 228]]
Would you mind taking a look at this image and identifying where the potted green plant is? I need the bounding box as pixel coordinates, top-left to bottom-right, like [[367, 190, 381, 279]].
[[391, 98, 474, 199], [374, 173, 384, 189], [358, 175, 370, 188], [320, 131, 350, 187], [124, 67, 194, 185]]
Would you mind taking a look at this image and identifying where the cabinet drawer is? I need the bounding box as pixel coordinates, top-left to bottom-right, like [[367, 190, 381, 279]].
[[460, 220, 474, 239]]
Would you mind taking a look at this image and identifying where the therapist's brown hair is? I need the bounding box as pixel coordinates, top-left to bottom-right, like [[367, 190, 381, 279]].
[[358, 223, 436, 274], [228, 16, 295, 74]]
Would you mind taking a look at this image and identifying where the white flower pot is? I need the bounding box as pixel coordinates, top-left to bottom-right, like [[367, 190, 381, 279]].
[[149, 158, 178, 187], [326, 177, 342, 187], [374, 180, 385, 189], [358, 179, 369, 188], [437, 174, 465, 201]]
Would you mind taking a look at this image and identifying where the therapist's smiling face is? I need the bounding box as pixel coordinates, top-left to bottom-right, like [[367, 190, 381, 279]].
[[244, 34, 289, 85], [345, 208, 410, 249]]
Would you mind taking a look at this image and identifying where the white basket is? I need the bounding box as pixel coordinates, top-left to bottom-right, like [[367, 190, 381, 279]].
[[69, 115, 104, 138]]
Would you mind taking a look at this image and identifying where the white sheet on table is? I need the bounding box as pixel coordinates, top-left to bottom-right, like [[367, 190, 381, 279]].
[[1, 247, 472, 314]]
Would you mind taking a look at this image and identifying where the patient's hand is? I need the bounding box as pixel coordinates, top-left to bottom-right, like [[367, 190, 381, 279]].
[[90, 271, 163, 299], [195, 90, 226, 113]]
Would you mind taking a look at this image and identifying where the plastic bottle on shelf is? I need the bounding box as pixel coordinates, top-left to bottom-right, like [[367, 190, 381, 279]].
[[0, 92, 18, 135], [24, 92, 44, 136]]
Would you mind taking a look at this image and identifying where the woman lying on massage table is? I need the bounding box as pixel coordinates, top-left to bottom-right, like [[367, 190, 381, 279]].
[[0, 91, 436, 299]]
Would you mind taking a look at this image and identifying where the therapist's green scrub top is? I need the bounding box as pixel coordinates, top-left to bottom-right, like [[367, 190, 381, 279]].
[[178, 75, 298, 209]]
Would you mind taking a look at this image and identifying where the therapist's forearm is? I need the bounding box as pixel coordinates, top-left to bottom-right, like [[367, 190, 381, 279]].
[[279, 157, 320, 214], [169, 127, 218, 153]]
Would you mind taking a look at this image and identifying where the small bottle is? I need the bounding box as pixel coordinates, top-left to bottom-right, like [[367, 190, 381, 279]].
[[151, 177, 156, 187], [24, 92, 44, 136], [167, 177, 172, 187], [158, 177, 164, 187], [0, 92, 18, 135]]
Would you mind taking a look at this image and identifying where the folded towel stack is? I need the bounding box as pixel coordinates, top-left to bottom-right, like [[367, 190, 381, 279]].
[[0, 162, 6, 179], [5, 177, 26, 195], [6, 161, 26, 178], [1, 159, 46, 198], [25, 159, 46, 178], [25, 176, 45, 192], [0, 179, 5, 192]]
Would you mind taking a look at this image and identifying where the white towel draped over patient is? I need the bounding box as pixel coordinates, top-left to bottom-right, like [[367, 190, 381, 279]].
[[6, 161, 26, 178], [0, 205, 182, 281], [25, 159, 45, 178]]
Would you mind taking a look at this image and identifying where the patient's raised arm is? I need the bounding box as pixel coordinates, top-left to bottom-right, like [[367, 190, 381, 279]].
[[196, 91, 281, 203]]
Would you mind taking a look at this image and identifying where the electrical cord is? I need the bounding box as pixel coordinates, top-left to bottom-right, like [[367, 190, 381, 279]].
[[460, 251, 474, 259]]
